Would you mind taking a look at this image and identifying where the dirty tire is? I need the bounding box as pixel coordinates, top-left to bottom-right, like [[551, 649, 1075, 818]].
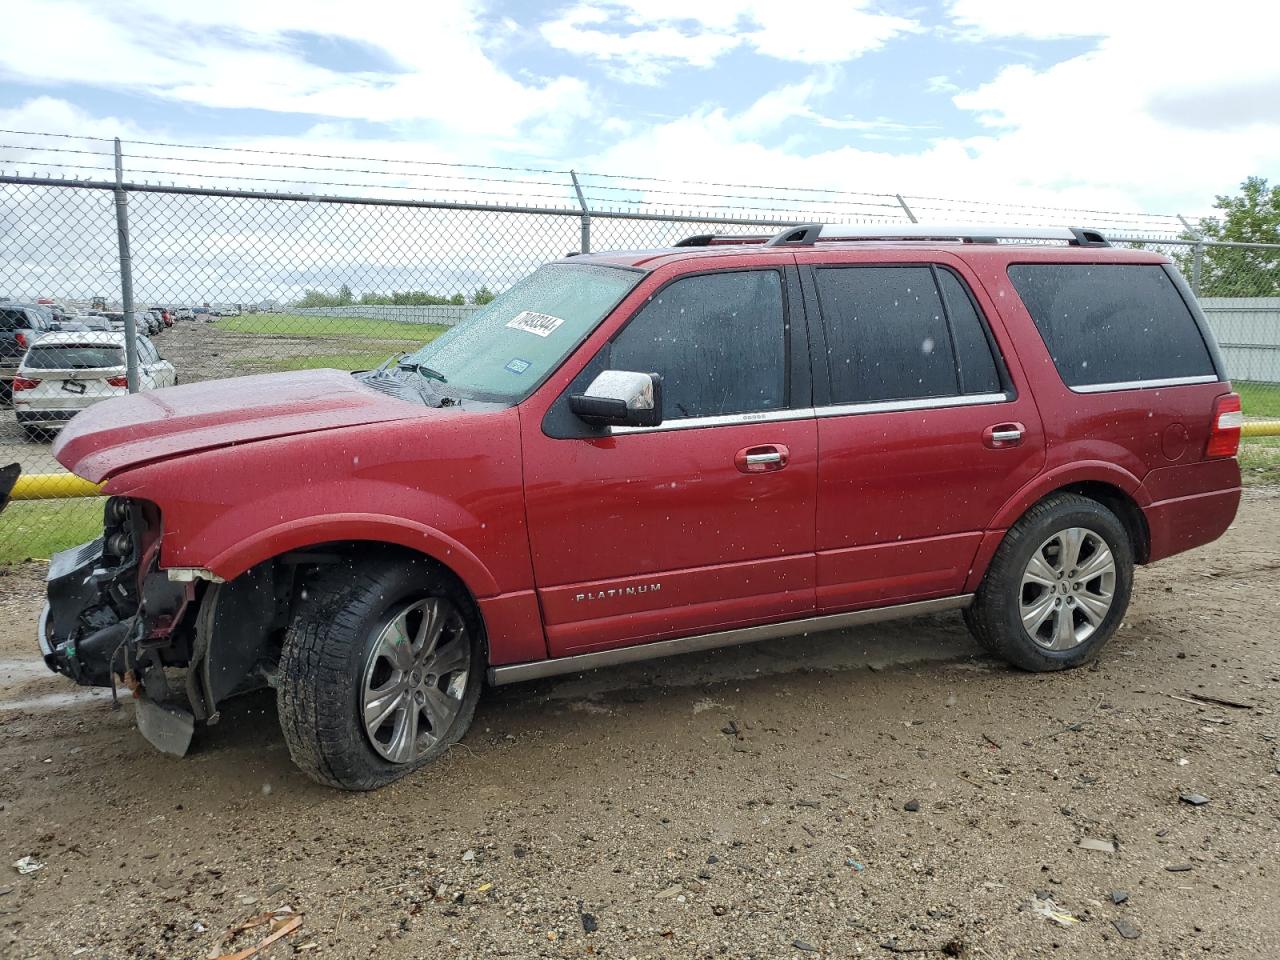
[[964, 493, 1133, 671], [277, 556, 483, 790]]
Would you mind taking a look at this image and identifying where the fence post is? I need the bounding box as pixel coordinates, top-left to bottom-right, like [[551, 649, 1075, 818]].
[[1178, 214, 1205, 297], [570, 169, 590, 254], [895, 194, 918, 223], [113, 138, 141, 393]]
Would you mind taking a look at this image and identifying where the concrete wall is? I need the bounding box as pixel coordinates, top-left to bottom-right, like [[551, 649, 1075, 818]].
[[294, 304, 480, 326]]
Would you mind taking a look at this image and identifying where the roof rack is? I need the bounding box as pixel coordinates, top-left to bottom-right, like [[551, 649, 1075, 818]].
[[675, 223, 1110, 248]]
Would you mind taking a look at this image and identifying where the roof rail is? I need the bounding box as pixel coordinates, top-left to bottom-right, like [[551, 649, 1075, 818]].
[[764, 223, 1110, 247]]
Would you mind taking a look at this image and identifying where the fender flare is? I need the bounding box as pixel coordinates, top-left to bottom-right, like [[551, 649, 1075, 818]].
[[202, 512, 500, 598], [988, 460, 1149, 531], [964, 462, 1150, 594]]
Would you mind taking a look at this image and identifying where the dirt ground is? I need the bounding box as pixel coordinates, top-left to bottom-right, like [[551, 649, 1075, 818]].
[[1, 492, 1278, 960]]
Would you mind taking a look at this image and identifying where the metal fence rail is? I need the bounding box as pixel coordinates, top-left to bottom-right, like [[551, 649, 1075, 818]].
[[2, 147, 1279, 562]]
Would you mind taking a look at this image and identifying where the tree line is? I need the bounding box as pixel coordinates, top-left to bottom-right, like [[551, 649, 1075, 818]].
[[296, 284, 496, 308], [1178, 176, 1279, 297]]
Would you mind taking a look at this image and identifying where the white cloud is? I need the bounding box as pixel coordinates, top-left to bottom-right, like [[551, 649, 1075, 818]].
[[946, 0, 1116, 39], [541, 1, 920, 84], [0, 0, 594, 150]]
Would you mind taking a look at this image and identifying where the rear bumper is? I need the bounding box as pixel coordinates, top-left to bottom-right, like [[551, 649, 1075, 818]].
[[15, 408, 78, 427], [1144, 486, 1242, 563]]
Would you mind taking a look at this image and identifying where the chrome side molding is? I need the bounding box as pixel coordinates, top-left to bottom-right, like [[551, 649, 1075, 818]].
[[487, 594, 973, 686]]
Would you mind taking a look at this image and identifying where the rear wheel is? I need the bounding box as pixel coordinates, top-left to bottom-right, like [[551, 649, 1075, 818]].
[[964, 493, 1133, 671], [276, 557, 483, 790]]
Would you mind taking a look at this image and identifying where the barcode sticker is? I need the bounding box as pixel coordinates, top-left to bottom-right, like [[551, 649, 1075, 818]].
[[505, 310, 565, 337]]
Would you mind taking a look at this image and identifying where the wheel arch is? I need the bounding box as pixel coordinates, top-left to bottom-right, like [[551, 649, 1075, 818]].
[[203, 513, 501, 598], [967, 467, 1152, 593], [187, 538, 490, 722]]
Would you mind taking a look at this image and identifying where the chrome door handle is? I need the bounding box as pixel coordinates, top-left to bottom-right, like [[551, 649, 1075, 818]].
[[990, 428, 1022, 442], [735, 444, 790, 473]]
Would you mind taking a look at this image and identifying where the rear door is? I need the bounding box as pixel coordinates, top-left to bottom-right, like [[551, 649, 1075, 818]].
[[797, 250, 1046, 611], [521, 261, 818, 657]]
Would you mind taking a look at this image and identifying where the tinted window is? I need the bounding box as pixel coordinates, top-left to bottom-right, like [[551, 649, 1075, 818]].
[[817, 266, 957, 403], [139, 337, 159, 363], [937, 269, 1001, 395], [1008, 264, 1215, 388], [24, 344, 125, 369], [609, 270, 786, 419]]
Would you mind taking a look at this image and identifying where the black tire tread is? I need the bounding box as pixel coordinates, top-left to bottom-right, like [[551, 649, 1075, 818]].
[[276, 559, 481, 790]]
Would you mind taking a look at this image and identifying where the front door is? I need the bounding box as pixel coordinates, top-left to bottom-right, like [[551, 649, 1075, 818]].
[[521, 264, 818, 657], [797, 253, 1046, 611]]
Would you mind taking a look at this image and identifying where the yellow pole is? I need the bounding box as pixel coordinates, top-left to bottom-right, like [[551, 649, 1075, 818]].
[[9, 473, 104, 501], [1242, 421, 1280, 438]]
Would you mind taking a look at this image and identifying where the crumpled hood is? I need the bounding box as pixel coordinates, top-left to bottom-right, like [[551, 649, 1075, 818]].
[[54, 369, 426, 482]]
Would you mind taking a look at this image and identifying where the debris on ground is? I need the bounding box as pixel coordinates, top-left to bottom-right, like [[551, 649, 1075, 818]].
[[12, 856, 43, 875], [903, 799, 921, 812], [208, 909, 303, 960], [1112, 917, 1142, 940], [1179, 792, 1210, 806], [1110, 890, 1130, 905], [1180, 690, 1255, 710], [1031, 894, 1079, 927], [1077, 838, 1116, 853]]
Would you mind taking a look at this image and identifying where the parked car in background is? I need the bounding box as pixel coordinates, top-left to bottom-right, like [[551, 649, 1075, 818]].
[[78, 315, 114, 332], [174, 308, 194, 321], [1, 304, 50, 400], [11, 330, 175, 439]]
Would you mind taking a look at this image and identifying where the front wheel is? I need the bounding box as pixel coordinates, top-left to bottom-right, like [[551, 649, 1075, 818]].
[[964, 493, 1133, 671], [276, 557, 483, 790]]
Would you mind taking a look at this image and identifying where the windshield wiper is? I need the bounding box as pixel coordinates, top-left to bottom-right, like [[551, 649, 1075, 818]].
[[398, 360, 448, 384]]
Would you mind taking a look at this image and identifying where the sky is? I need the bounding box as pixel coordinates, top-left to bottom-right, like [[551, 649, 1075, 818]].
[[1, 0, 1278, 301]]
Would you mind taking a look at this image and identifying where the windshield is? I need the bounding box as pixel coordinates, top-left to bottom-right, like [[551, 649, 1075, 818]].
[[400, 262, 640, 402], [24, 343, 125, 369]]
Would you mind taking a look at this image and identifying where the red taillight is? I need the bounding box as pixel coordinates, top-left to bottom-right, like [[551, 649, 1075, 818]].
[[15, 331, 28, 349], [1206, 393, 1243, 459], [11, 377, 40, 392], [105, 375, 129, 387]]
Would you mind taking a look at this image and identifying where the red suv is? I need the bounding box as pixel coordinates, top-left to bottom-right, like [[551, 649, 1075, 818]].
[[25, 224, 1242, 789]]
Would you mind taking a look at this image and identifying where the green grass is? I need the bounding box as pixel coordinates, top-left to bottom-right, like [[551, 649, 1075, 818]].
[[215, 313, 450, 342], [1240, 444, 1280, 486], [0, 498, 103, 565], [1237, 381, 1280, 419]]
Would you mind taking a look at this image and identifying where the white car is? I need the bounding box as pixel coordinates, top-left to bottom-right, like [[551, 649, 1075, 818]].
[[12, 331, 176, 440]]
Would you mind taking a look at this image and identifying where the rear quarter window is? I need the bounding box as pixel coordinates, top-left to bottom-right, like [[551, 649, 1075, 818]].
[[1008, 263, 1216, 389]]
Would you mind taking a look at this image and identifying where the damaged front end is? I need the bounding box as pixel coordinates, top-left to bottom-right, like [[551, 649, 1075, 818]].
[[40, 496, 200, 754]]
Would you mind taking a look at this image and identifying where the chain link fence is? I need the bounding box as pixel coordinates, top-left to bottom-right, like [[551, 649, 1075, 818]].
[[2, 153, 1279, 562]]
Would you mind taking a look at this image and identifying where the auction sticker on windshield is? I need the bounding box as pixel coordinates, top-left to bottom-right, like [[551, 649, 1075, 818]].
[[506, 311, 565, 337]]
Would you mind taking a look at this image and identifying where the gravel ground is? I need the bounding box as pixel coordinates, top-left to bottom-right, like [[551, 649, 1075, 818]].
[[0, 491, 1277, 959]]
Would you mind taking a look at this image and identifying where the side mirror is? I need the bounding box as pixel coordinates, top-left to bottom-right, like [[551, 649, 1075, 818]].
[[570, 370, 663, 428]]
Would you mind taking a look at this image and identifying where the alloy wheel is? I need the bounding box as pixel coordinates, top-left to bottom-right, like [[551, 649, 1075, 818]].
[[360, 597, 470, 763], [1018, 527, 1116, 651]]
